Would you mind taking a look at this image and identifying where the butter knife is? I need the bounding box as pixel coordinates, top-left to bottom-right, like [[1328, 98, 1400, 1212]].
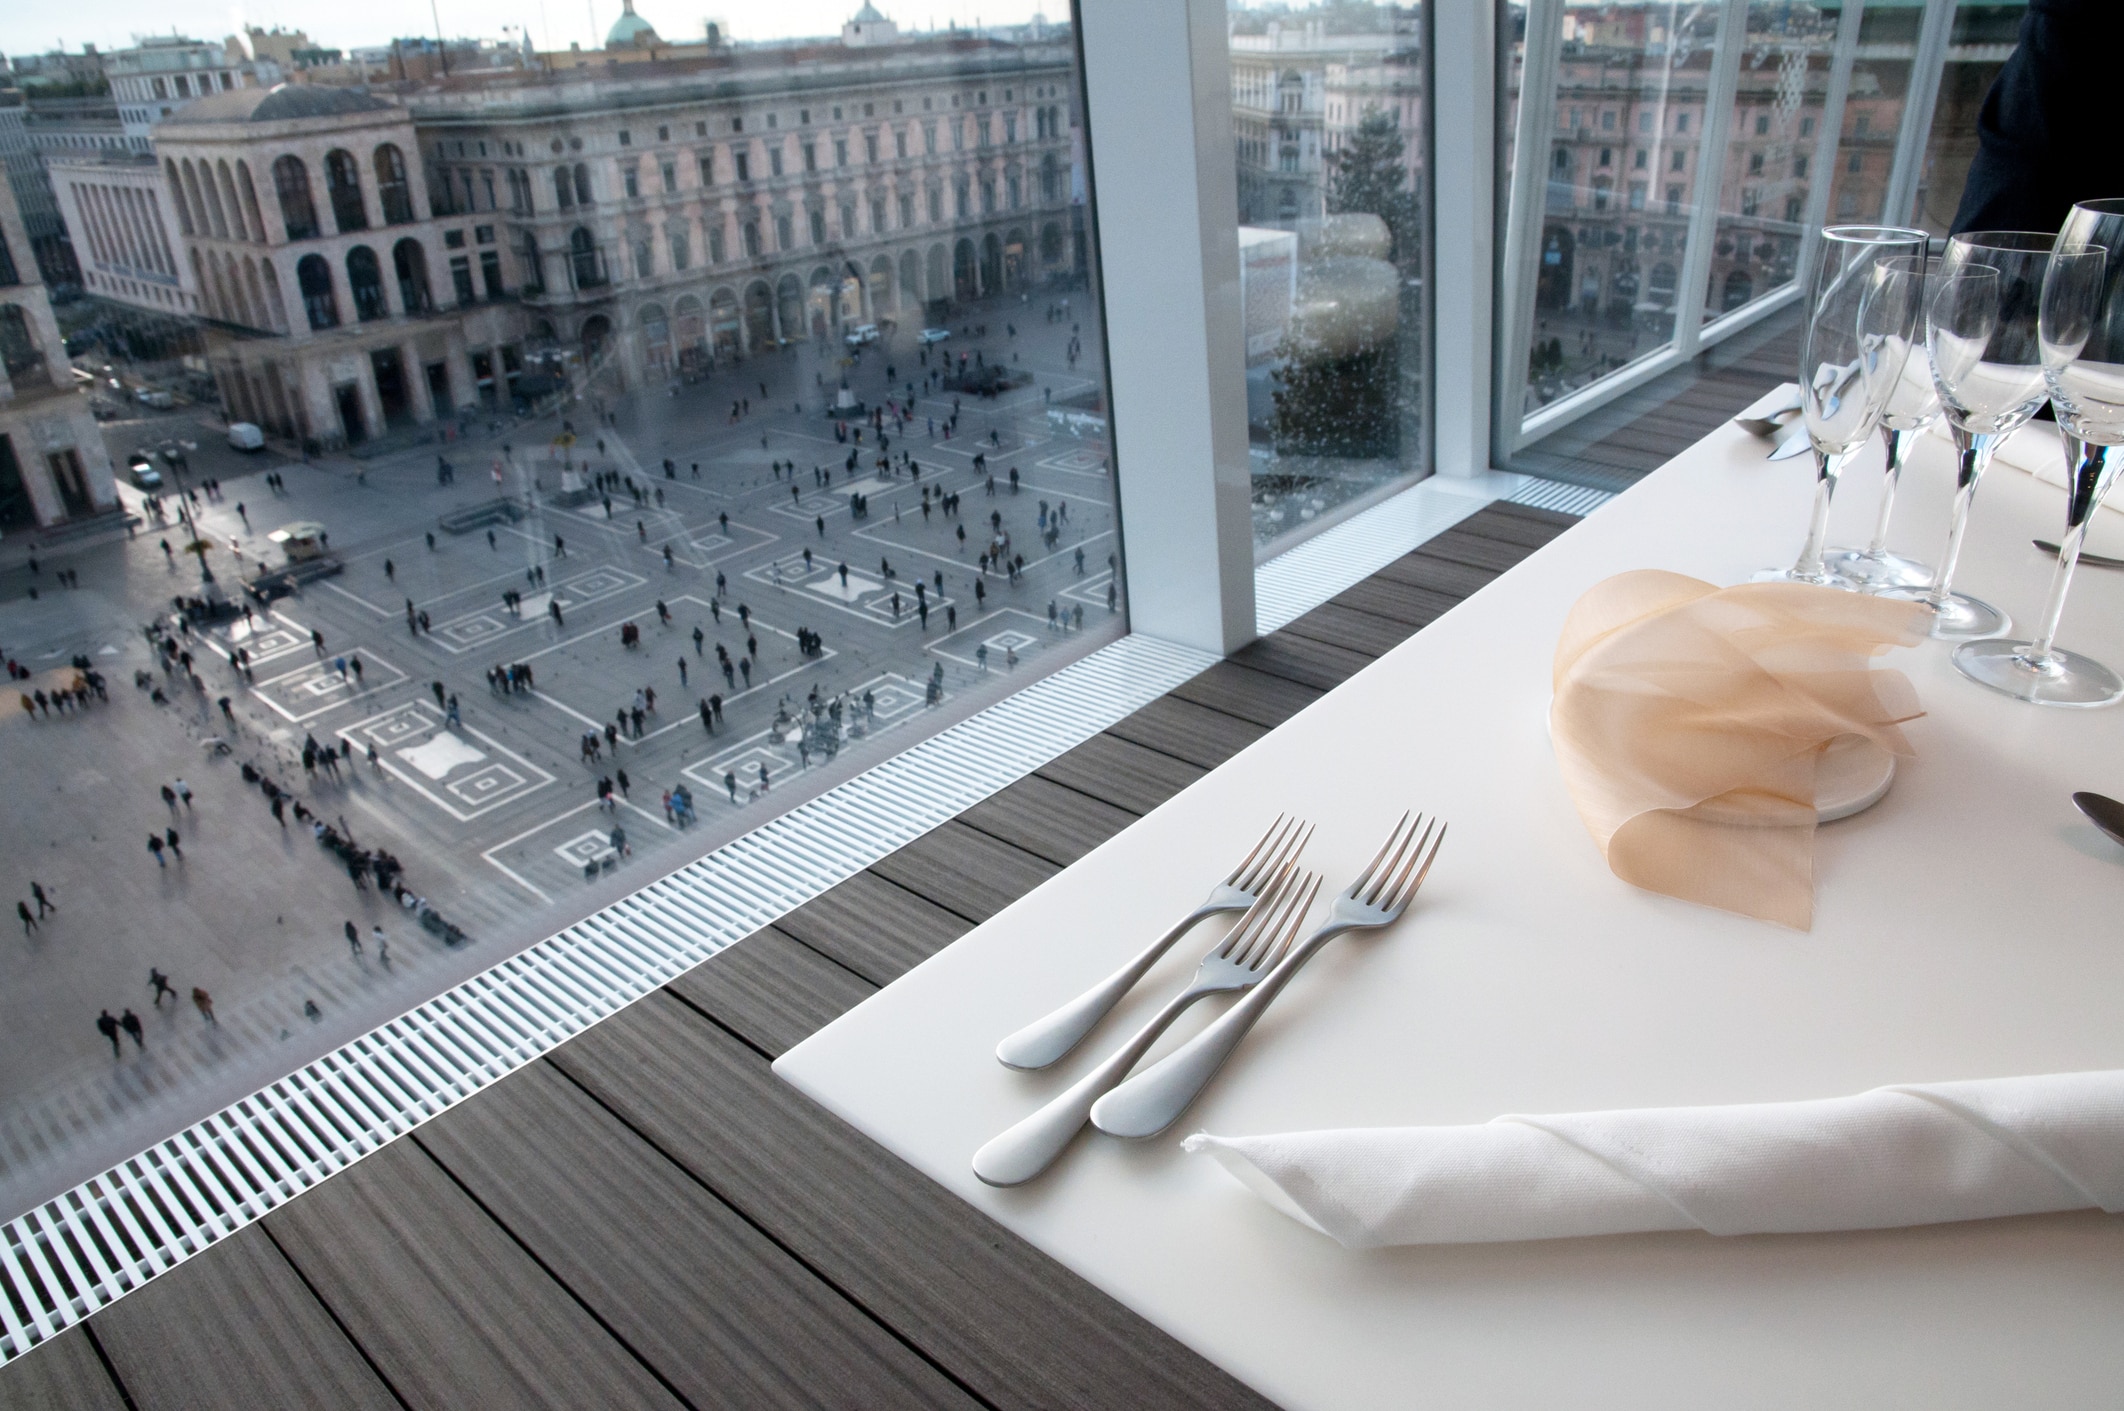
[[2034, 539, 2124, 571], [1769, 424, 1814, 461]]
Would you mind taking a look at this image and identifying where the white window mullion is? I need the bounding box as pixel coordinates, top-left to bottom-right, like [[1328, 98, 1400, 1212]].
[[1795, 0, 1867, 281], [1669, 0, 1752, 358]]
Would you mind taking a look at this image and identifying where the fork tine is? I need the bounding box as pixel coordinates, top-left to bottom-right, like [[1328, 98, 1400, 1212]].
[[1248, 872, 1320, 970], [1379, 819, 1446, 915], [1237, 817, 1310, 894], [1343, 810, 1411, 900], [1233, 869, 1312, 968], [1361, 812, 1423, 907], [1214, 860, 1294, 957], [1220, 814, 1288, 888]]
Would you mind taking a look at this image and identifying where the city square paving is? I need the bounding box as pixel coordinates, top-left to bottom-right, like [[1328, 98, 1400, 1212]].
[[0, 297, 1118, 1217]]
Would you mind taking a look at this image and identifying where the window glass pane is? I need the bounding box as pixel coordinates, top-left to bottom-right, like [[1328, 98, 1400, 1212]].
[[1229, 1, 1428, 552], [1500, 1, 1726, 427], [4, 4, 1119, 1197], [1906, 1, 2026, 235], [1699, 6, 1840, 325], [1823, 0, 1918, 225]]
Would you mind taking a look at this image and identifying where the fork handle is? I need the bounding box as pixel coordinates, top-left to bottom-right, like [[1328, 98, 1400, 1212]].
[[1089, 922, 1351, 1139], [974, 984, 1215, 1186], [994, 903, 1228, 1070]]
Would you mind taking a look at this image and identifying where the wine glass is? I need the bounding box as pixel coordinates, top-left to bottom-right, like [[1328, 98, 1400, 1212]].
[[1878, 232, 2056, 637], [1953, 203, 2123, 706], [1826, 253, 1939, 589], [1760, 226, 1929, 586]]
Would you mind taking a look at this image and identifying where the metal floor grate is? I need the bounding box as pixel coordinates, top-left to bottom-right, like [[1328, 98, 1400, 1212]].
[[0, 630, 1217, 1366], [1505, 478, 1616, 518]]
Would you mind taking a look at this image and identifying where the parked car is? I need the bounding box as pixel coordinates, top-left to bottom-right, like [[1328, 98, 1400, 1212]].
[[227, 422, 266, 452], [126, 453, 163, 490], [134, 387, 175, 409], [917, 327, 952, 345], [844, 323, 880, 347]]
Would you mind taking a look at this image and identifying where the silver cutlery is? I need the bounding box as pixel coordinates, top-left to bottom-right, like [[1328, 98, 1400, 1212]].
[[2035, 540, 2124, 571], [2073, 792, 2124, 850], [1769, 423, 1815, 460], [973, 865, 1319, 1187], [1092, 812, 1448, 1140], [1734, 410, 1800, 438], [994, 815, 1312, 1070]]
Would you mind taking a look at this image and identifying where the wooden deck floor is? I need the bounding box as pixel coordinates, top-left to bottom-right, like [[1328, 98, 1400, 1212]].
[[1, 503, 1579, 1411]]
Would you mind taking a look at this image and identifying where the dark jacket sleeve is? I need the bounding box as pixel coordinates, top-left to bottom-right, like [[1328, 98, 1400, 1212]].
[[1953, 0, 2124, 234]]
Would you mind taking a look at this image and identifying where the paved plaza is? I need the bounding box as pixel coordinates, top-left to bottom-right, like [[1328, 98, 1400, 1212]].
[[0, 294, 1118, 1217]]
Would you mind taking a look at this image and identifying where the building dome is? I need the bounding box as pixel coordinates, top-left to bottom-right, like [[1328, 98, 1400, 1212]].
[[605, 0, 661, 49]]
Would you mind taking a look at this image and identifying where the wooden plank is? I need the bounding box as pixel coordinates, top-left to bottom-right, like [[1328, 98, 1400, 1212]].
[[1370, 550, 1499, 600], [957, 774, 1138, 867], [416, 1061, 981, 1411], [866, 821, 1061, 925], [1467, 500, 1580, 534], [1279, 600, 1423, 657], [667, 926, 875, 1058], [551, 992, 1279, 1411], [1034, 732, 1206, 815], [1403, 525, 1533, 574], [0, 1327, 126, 1411], [773, 870, 973, 987], [1228, 630, 1378, 689], [1165, 660, 1324, 730], [264, 1140, 685, 1411], [1327, 576, 1460, 629], [90, 1226, 399, 1411], [1102, 695, 1269, 771]]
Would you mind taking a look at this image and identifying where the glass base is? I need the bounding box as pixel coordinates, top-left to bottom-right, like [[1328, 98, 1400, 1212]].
[[1953, 638, 2124, 707], [1824, 546, 1932, 590], [1875, 585, 2010, 639], [1752, 564, 1858, 589]]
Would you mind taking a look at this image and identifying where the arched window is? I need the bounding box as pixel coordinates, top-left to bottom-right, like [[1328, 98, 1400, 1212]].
[[347, 246, 386, 320], [198, 161, 229, 239], [393, 238, 432, 313], [0, 305, 49, 388], [296, 253, 339, 328], [374, 144, 415, 225], [260, 259, 289, 331], [236, 161, 265, 243], [273, 156, 319, 241], [164, 159, 194, 236], [574, 163, 592, 206], [1722, 266, 1754, 312], [324, 149, 368, 232], [554, 165, 574, 211], [569, 227, 605, 288], [216, 161, 246, 240]]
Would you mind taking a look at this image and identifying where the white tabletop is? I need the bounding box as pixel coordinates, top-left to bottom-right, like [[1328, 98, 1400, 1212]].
[[775, 412, 2124, 1411]]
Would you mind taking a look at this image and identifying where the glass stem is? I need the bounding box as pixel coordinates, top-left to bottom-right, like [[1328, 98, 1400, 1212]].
[[1925, 431, 1995, 610], [1866, 425, 1911, 556], [2022, 435, 2123, 670], [1791, 446, 1844, 580]]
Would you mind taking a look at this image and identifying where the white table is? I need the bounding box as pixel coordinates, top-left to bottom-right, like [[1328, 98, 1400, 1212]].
[[776, 413, 2124, 1410]]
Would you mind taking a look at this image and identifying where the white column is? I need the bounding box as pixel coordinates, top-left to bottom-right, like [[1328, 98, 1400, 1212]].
[[1077, 0, 1255, 655]]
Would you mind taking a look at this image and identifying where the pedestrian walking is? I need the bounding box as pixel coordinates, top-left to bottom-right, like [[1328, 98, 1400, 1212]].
[[192, 987, 217, 1024], [372, 925, 390, 964], [345, 920, 362, 956], [119, 1009, 145, 1051], [149, 968, 176, 1004], [97, 1010, 121, 1058], [678, 657, 688, 686], [725, 769, 739, 803], [148, 834, 166, 868], [164, 826, 182, 860], [161, 783, 178, 811], [17, 900, 36, 935], [173, 779, 192, 808]]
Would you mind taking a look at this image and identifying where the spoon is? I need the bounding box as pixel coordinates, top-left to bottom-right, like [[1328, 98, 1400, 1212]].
[[2073, 792, 2124, 850]]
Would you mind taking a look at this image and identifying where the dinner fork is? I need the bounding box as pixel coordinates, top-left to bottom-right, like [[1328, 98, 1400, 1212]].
[[1090, 812, 1446, 1139], [994, 815, 1312, 1070], [973, 866, 1319, 1187]]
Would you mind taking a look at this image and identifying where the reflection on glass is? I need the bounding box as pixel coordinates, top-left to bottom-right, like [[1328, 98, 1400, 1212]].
[[1826, 253, 1939, 589], [2, 2, 1121, 1213], [1230, 0, 1426, 548], [1821, 1, 1917, 226]]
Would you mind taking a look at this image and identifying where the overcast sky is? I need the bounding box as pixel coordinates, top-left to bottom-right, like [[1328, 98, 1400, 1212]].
[[3, 1, 1046, 65]]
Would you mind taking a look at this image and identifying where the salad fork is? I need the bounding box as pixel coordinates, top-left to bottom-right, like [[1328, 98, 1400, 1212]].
[[994, 815, 1311, 1070], [1091, 812, 1446, 1139], [974, 865, 1319, 1187]]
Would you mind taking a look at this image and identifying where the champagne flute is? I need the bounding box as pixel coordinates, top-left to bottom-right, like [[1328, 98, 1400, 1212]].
[[1826, 254, 1939, 589], [1760, 226, 1929, 586], [1953, 203, 2122, 706], [1878, 232, 2055, 638]]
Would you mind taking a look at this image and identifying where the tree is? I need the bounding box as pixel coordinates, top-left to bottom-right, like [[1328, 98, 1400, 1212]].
[[1326, 106, 1418, 265]]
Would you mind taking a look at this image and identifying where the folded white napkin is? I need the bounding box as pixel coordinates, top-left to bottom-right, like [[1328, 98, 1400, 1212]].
[[1184, 1070, 2124, 1247]]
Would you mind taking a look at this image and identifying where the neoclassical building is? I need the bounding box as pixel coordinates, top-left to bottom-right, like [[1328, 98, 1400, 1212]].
[[129, 9, 1084, 448]]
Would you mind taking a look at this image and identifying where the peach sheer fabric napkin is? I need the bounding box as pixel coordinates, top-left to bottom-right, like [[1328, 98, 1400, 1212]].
[[1183, 1070, 2124, 1247], [1550, 572, 1926, 929]]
